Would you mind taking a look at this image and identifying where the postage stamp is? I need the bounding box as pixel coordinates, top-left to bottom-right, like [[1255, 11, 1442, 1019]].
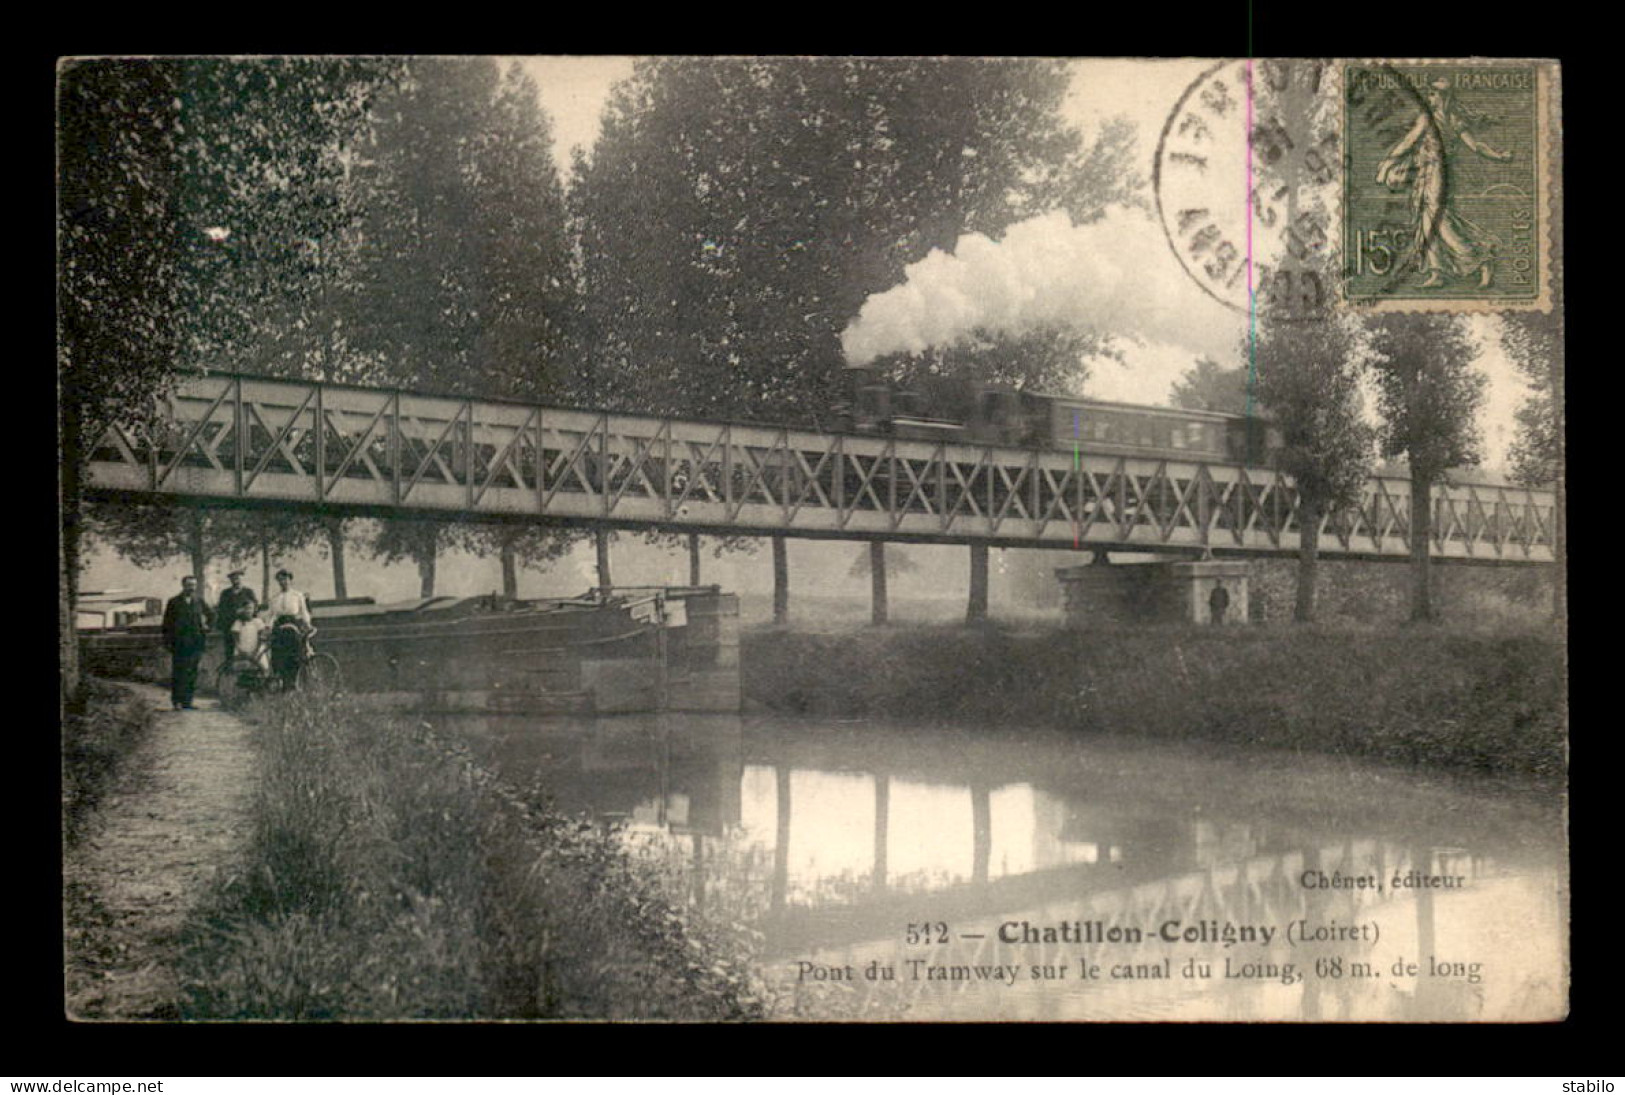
[[1341, 60, 1556, 312]]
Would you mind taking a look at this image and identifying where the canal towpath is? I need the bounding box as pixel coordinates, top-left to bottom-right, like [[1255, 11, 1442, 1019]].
[[64, 685, 257, 1019]]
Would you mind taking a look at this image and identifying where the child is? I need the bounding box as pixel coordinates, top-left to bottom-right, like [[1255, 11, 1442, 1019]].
[[230, 602, 270, 675]]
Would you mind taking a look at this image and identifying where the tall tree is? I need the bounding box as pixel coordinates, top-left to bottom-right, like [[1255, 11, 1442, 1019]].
[[355, 59, 579, 588], [368, 518, 446, 599], [1251, 310, 1375, 622], [1500, 304, 1564, 624], [60, 59, 188, 703], [317, 516, 353, 600], [85, 503, 324, 599], [967, 542, 990, 624], [214, 510, 336, 599], [1367, 315, 1487, 622], [850, 542, 921, 625], [475, 522, 581, 599], [351, 59, 575, 397], [84, 503, 213, 593]]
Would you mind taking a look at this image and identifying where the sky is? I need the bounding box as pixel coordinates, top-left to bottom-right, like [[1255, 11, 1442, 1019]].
[[511, 56, 635, 177]]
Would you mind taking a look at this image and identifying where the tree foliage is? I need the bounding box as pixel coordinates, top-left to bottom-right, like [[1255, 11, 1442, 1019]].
[[1367, 315, 1487, 481], [60, 60, 190, 699], [1253, 312, 1374, 515], [351, 59, 576, 398], [1501, 309, 1563, 486], [85, 503, 324, 577], [1170, 356, 1250, 415], [67, 58, 585, 605], [167, 58, 403, 381], [367, 518, 446, 599], [848, 544, 920, 579], [571, 57, 1140, 426], [60, 60, 186, 444], [876, 325, 1105, 420]]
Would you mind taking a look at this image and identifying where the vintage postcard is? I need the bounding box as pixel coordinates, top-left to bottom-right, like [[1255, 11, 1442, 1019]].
[[60, 56, 1566, 1024]]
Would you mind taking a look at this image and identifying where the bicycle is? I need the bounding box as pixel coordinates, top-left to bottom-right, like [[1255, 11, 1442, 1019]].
[[216, 624, 340, 709]]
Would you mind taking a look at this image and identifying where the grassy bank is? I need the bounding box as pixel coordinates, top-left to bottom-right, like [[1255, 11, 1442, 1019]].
[[744, 624, 1566, 778], [62, 679, 156, 850], [175, 691, 768, 1020]]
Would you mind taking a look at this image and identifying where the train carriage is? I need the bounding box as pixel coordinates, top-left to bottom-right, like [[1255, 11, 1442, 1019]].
[[848, 369, 1282, 469]]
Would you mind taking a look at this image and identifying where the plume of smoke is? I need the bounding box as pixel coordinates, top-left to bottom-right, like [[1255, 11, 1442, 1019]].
[[840, 207, 1197, 368]]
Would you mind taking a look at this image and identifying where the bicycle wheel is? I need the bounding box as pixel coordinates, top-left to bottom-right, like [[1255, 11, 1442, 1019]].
[[298, 652, 341, 694], [216, 662, 246, 710]]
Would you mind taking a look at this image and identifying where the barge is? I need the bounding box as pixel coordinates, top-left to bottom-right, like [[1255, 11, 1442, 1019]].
[[80, 586, 741, 715]]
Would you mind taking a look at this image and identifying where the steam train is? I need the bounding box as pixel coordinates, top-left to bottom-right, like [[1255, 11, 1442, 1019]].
[[843, 366, 1282, 467]]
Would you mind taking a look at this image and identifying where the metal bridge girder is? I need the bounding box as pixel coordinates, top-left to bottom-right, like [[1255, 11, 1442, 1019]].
[[82, 372, 1559, 564]]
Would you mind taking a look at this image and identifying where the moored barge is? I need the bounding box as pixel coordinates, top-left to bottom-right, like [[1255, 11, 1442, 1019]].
[[81, 586, 740, 715]]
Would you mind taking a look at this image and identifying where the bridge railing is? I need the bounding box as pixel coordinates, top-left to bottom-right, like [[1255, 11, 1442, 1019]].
[[83, 373, 1558, 562]]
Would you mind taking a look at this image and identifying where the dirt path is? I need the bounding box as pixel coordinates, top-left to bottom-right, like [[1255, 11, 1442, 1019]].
[[64, 686, 257, 1019]]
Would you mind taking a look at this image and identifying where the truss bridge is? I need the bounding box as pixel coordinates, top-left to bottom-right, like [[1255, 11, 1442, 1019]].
[[83, 372, 1557, 562]]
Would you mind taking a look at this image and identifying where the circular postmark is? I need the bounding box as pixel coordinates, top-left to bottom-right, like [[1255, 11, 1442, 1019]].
[[1154, 58, 1341, 321]]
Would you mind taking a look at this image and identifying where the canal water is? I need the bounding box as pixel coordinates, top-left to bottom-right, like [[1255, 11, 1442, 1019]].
[[444, 711, 1567, 1022]]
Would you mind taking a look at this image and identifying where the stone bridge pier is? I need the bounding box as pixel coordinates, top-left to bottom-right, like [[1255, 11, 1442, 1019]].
[[1055, 557, 1250, 626]]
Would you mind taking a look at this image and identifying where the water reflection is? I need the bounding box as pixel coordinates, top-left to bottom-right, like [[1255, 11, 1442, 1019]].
[[450, 712, 1566, 1022]]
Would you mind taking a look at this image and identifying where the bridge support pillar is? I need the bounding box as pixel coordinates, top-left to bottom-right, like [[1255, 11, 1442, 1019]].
[[967, 542, 989, 623], [772, 535, 789, 625], [870, 542, 888, 626], [1055, 559, 1250, 626]]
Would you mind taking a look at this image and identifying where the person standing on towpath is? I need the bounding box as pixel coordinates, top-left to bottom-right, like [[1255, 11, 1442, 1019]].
[[263, 568, 312, 691], [215, 569, 256, 661], [162, 574, 212, 710]]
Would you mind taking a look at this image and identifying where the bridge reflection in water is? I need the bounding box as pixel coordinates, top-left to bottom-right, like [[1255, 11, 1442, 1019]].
[[451, 713, 1566, 1022]]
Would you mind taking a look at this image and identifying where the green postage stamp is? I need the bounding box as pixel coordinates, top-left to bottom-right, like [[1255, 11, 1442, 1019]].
[[1342, 60, 1556, 312]]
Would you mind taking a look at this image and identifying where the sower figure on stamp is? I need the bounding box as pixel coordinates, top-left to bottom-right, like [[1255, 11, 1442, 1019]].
[[1209, 578, 1231, 626], [215, 568, 257, 662], [263, 567, 312, 691], [1376, 76, 1514, 289], [162, 574, 213, 710]]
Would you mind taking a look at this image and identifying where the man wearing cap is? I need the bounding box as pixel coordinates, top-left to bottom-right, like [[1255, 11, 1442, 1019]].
[[216, 569, 257, 662], [263, 568, 312, 690], [162, 574, 213, 710]]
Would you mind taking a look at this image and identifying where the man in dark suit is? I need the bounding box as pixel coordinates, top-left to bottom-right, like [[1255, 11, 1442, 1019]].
[[162, 574, 213, 710], [215, 569, 257, 661]]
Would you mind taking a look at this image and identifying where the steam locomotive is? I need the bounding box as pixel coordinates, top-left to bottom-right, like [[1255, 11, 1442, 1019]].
[[843, 366, 1282, 467]]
